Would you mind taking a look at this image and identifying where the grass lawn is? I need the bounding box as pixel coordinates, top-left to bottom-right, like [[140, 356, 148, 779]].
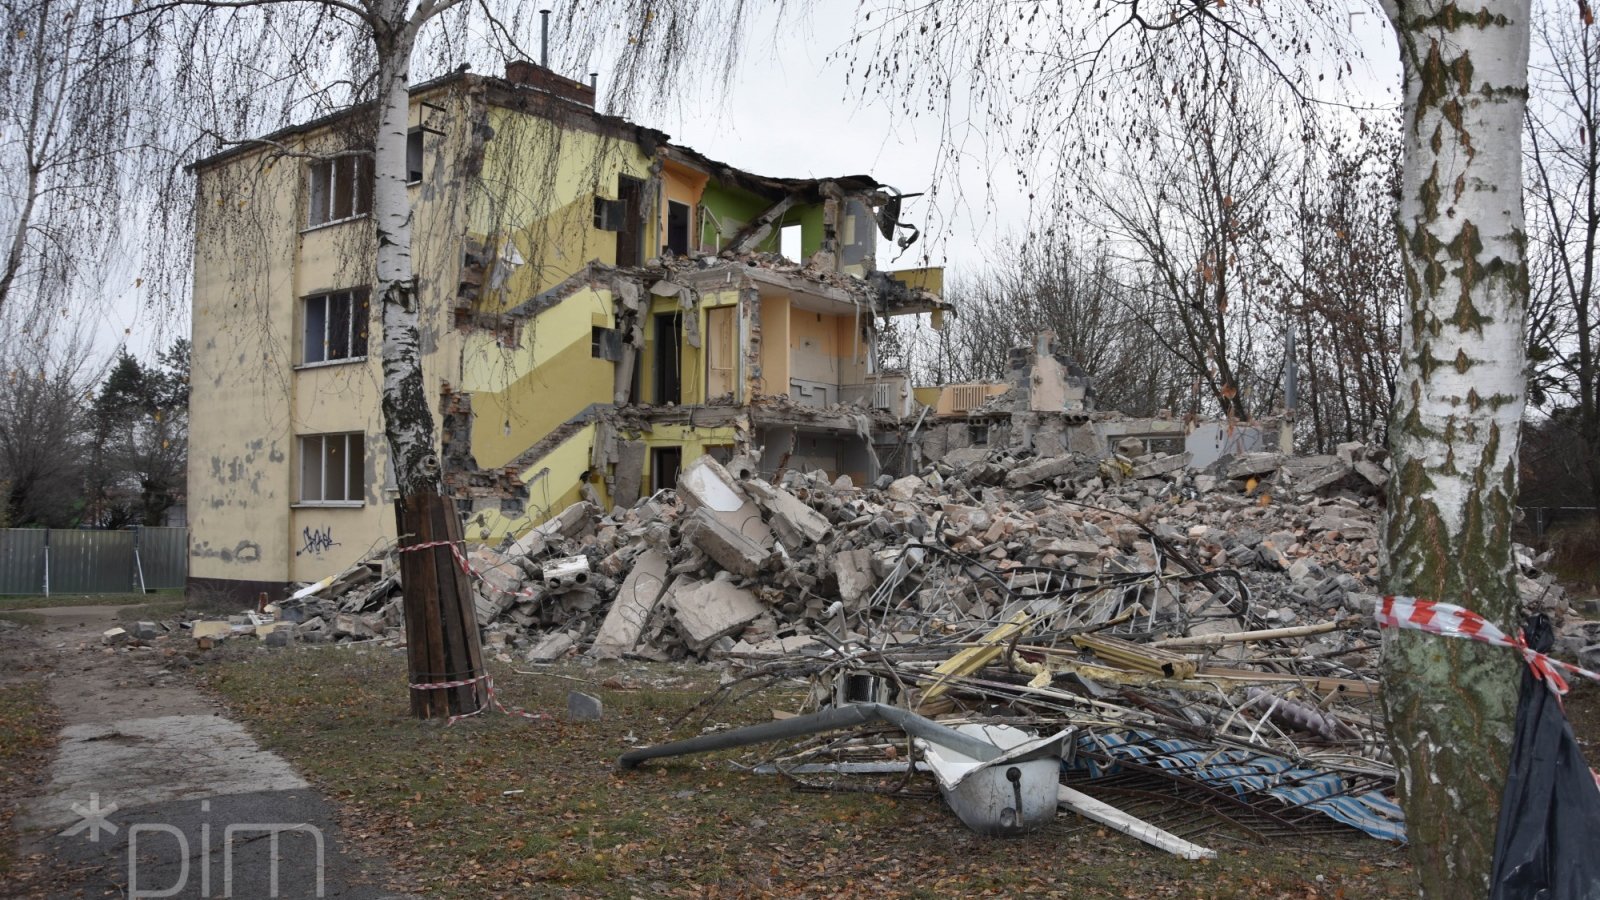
[[0, 590, 202, 627], [0, 672, 59, 886], [201, 646, 1416, 898], [0, 590, 182, 611]]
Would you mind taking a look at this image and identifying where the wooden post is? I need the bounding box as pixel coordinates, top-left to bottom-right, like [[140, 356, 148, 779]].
[[396, 490, 487, 719]]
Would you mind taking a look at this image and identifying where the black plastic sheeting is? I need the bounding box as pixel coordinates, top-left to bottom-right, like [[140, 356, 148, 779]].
[[1490, 615, 1600, 899]]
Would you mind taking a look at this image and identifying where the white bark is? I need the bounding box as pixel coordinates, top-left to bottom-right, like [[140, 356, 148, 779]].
[[370, 2, 436, 497], [1382, 1, 1531, 893]]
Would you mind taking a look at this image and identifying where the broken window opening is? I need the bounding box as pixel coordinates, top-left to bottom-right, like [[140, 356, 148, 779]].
[[666, 200, 691, 257], [302, 289, 370, 364], [653, 312, 683, 404], [780, 223, 803, 263], [406, 129, 424, 184], [298, 432, 365, 504], [968, 424, 990, 447], [306, 154, 373, 227], [1112, 434, 1185, 457], [592, 325, 623, 362], [615, 175, 645, 267], [593, 197, 625, 231], [840, 199, 877, 268], [650, 446, 683, 494]]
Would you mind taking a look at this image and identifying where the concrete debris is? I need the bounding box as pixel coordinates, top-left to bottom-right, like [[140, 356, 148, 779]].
[[670, 575, 764, 652], [236, 440, 1587, 677], [567, 690, 604, 721]]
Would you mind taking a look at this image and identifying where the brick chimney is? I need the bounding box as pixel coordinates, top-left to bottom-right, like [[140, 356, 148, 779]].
[[505, 60, 596, 108]]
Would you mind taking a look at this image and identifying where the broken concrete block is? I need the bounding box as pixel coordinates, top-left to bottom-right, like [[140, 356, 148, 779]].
[[671, 576, 764, 652], [102, 627, 129, 646], [1005, 454, 1081, 488], [191, 621, 232, 641], [1353, 459, 1389, 488], [542, 555, 591, 593], [1335, 441, 1366, 465], [130, 621, 162, 640], [1224, 453, 1285, 479], [592, 549, 671, 659], [264, 629, 292, 647], [833, 549, 876, 605], [614, 440, 646, 509], [526, 631, 576, 662], [332, 614, 380, 640], [745, 480, 832, 547], [469, 545, 525, 618], [943, 447, 991, 468], [683, 507, 771, 578], [567, 690, 603, 721], [885, 475, 924, 501], [1039, 538, 1101, 559], [1292, 462, 1352, 494], [256, 621, 294, 640], [1130, 453, 1191, 479], [678, 454, 754, 513]]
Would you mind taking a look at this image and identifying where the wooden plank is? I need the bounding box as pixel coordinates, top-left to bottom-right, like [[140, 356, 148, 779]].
[[430, 491, 483, 715], [399, 494, 448, 719]]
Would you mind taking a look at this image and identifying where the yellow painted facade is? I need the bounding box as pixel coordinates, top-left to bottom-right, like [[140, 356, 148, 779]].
[[189, 81, 481, 590]]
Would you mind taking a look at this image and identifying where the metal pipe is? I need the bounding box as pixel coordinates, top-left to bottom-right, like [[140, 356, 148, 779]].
[[617, 702, 1001, 770], [539, 9, 550, 68]]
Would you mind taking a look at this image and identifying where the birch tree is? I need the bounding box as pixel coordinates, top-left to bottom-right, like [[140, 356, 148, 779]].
[[569, 0, 1539, 892], [1376, 3, 1532, 892]]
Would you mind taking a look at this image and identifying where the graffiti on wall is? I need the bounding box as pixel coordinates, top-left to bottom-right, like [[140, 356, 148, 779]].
[[296, 525, 340, 557]]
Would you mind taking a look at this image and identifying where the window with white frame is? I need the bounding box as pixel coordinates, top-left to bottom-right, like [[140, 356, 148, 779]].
[[299, 433, 365, 504], [302, 290, 369, 364], [306, 154, 373, 227]]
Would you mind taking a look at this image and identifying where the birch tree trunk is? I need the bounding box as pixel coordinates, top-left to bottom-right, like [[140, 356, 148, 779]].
[[1381, 1, 1531, 894], [370, 5, 436, 494]]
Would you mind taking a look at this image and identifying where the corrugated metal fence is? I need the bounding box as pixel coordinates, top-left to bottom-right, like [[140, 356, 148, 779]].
[[0, 528, 188, 595]]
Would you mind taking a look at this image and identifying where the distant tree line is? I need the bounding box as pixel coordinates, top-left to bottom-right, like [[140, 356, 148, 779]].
[[0, 338, 189, 529]]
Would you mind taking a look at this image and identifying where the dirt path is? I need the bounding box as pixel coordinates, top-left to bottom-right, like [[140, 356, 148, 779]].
[[5, 606, 411, 899]]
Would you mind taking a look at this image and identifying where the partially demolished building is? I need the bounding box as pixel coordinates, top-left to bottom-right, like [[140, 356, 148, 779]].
[[185, 59, 948, 601]]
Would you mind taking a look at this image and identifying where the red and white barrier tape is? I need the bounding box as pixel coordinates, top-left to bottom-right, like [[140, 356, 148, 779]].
[[397, 538, 548, 601], [1376, 596, 1600, 697], [406, 672, 547, 726]]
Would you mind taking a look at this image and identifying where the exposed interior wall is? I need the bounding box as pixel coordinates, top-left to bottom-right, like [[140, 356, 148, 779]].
[[699, 182, 778, 254], [796, 204, 826, 261], [785, 305, 872, 403], [462, 422, 602, 541], [637, 424, 738, 487], [706, 306, 737, 398], [758, 427, 872, 484], [658, 160, 706, 257], [470, 107, 655, 309], [460, 284, 617, 469], [757, 295, 790, 396]]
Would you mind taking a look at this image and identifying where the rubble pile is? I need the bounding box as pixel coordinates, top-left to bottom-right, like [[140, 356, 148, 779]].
[[120, 440, 1591, 850], [233, 439, 1575, 666]]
